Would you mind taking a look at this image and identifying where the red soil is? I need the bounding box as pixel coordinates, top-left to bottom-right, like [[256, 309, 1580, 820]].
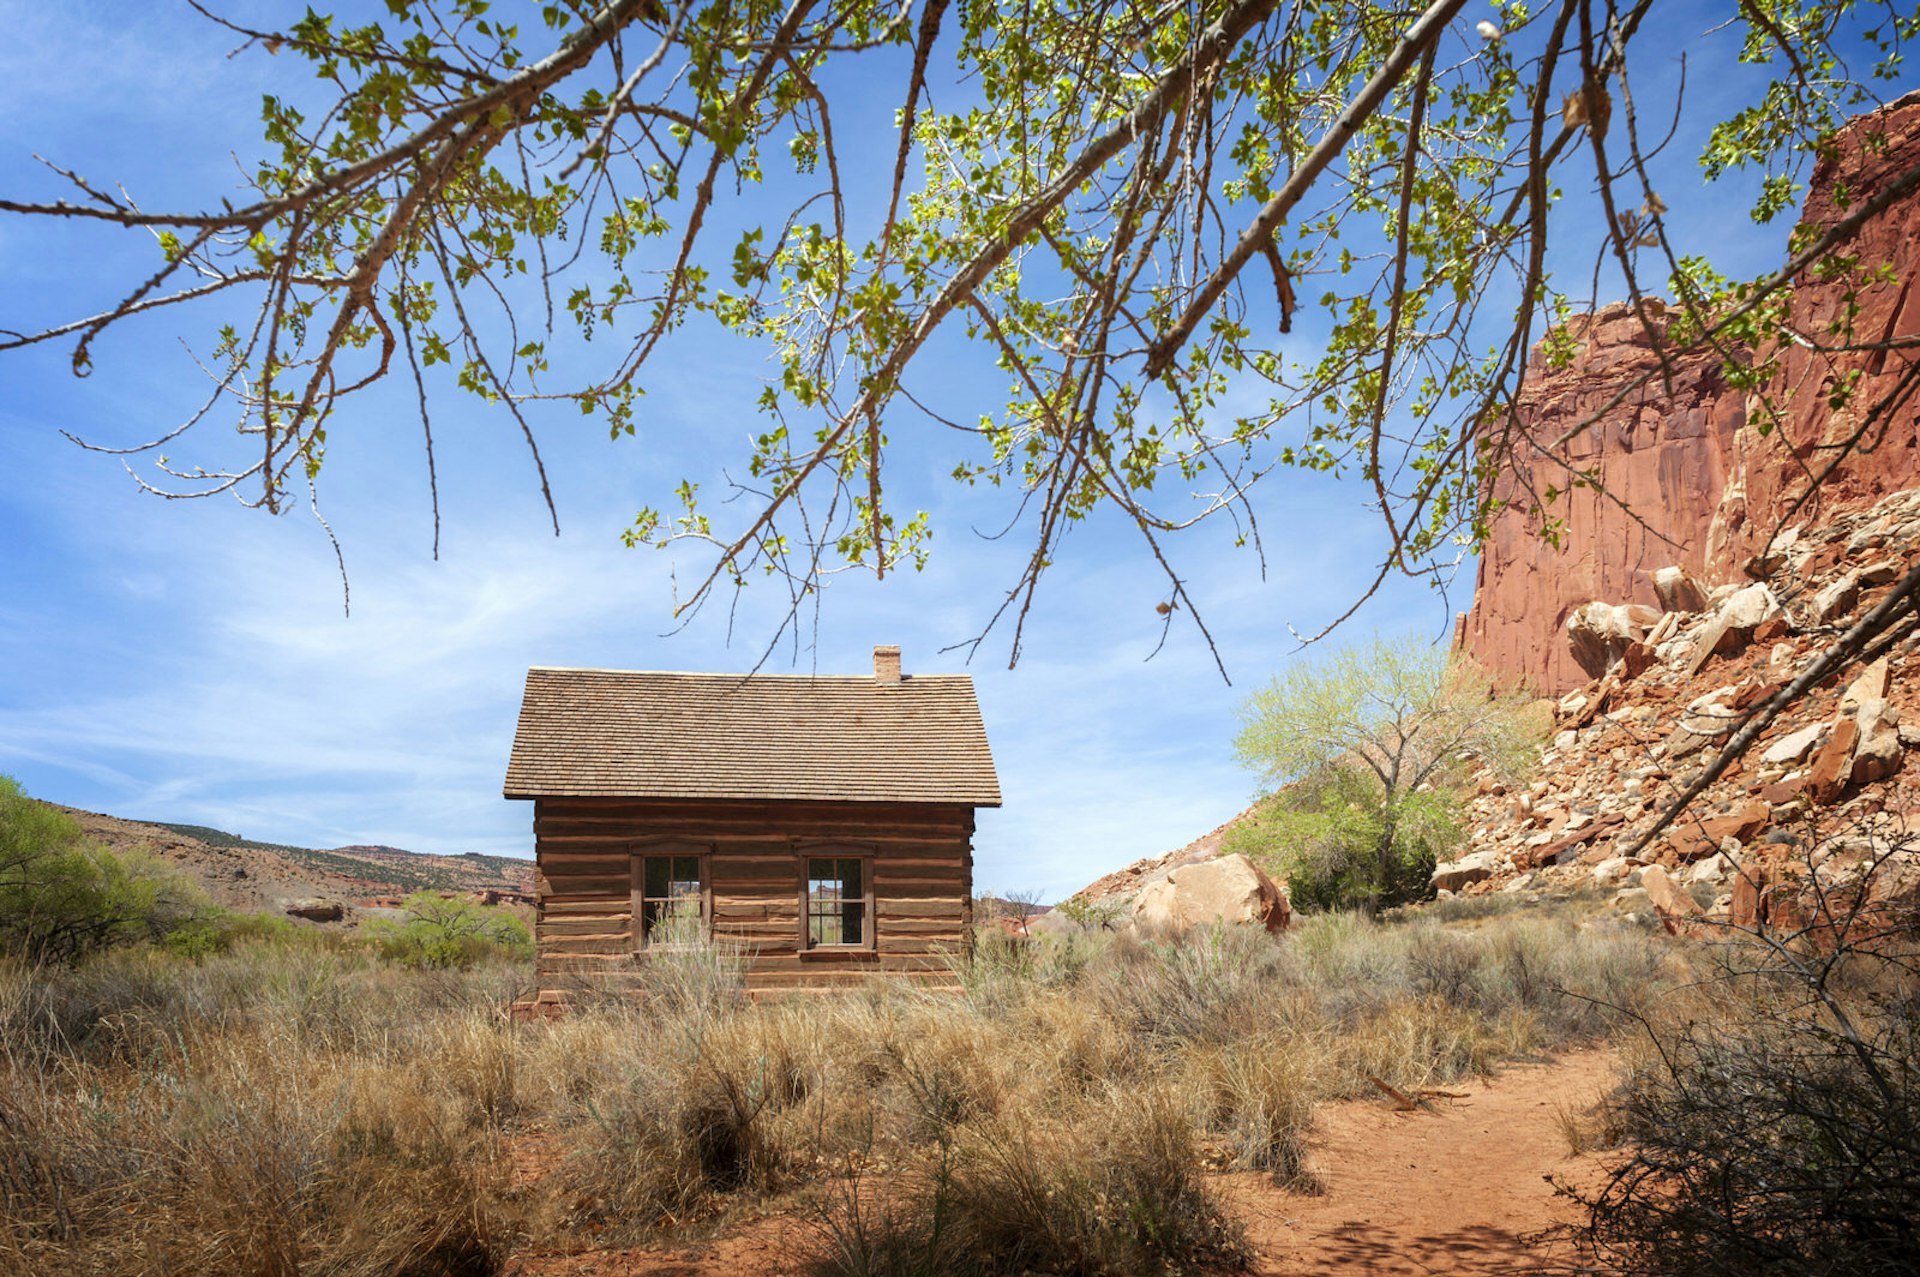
[[1230, 1047, 1614, 1275]]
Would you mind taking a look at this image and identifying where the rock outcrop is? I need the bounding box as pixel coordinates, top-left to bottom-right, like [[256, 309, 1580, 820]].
[[1463, 92, 1920, 695]]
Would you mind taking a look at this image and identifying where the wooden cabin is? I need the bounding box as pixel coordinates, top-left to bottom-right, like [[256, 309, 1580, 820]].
[[502, 646, 1001, 996]]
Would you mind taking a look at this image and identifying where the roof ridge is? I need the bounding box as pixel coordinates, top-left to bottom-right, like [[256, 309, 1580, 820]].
[[526, 664, 973, 681]]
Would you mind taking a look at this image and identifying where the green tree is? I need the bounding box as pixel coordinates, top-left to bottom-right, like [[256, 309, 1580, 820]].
[[1228, 636, 1539, 911], [0, 776, 212, 964], [1, 0, 1912, 664], [365, 890, 534, 968]]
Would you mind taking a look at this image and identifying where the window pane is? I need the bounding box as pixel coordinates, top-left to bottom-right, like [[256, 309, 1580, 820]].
[[641, 855, 704, 945], [807, 858, 864, 946]]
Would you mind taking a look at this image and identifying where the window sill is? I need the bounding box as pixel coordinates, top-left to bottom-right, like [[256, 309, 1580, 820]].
[[798, 947, 879, 961]]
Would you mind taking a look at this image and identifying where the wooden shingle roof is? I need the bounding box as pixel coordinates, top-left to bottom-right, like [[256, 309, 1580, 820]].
[[503, 665, 1001, 805]]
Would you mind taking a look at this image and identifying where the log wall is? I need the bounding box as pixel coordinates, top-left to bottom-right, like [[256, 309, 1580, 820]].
[[529, 796, 977, 993]]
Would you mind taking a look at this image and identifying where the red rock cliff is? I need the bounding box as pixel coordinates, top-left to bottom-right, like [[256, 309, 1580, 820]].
[[1463, 93, 1920, 694]]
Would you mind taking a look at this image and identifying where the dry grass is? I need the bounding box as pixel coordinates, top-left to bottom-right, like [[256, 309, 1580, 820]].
[[0, 905, 1676, 1275]]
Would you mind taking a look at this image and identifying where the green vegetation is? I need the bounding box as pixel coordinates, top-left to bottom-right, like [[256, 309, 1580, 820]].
[[365, 891, 534, 969], [0, 777, 213, 965], [0, 777, 529, 974], [1228, 637, 1541, 913], [1, 2, 1902, 661]]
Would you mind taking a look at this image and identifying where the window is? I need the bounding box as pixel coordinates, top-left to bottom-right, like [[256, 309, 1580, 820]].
[[805, 856, 870, 948], [633, 853, 706, 948]]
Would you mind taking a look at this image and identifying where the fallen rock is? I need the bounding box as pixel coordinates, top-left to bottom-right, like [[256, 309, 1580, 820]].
[[1591, 856, 1641, 889], [1642, 864, 1702, 928], [1811, 570, 1861, 623], [1761, 723, 1825, 766], [1130, 854, 1290, 935], [1566, 601, 1664, 680], [1852, 696, 1903, 784], [1666, 800, 1771, 863], [1667, 689, 1739, 759], [1720, 583, 1782, 630], [1842, 657, 1890, 712], [1526, 811, 1627, 868], [1806, 717, 1862, 805], [1688, 851, 1738, 887], [283, 898, 347, 923], [1651, 566, 1708, 614], [1729, 863, 1769, 929], [1431, 849, 1500, 893]]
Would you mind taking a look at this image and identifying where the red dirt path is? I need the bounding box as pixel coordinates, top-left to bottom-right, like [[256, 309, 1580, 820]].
[[508, 1048, 1616, 1277], [1229, 1047, 1614, 1275]]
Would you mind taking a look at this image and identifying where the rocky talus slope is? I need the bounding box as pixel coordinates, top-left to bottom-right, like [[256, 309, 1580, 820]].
[[1443, 486, 1920, 931]]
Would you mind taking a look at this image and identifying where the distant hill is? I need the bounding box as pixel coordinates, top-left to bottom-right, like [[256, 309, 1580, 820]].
[[54, 804, 536, 920]]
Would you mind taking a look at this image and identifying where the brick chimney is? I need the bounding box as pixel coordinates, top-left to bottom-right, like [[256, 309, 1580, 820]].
[[873, 644, 902, 683]]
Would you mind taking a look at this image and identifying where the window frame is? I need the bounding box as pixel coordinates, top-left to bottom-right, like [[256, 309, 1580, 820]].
[[795, 843, 877, 953], [628, 839, 713, 952]]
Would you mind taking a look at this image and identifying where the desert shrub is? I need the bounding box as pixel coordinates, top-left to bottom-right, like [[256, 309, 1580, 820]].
[[1575, 934, 1920, 1276], [953, 925, 1093, 1014], [548, 999, 841, 1237], [0, 777, 213, 965], [1052, 893, 1127, 932], [159, 906, 303, 960], [813, 1083, 1246, 1277], [1084, 923, 1290, 1044], [1181, 1027, 1323, 1186], [0, 992, 509, 1277], [364, 892, 533, 969]]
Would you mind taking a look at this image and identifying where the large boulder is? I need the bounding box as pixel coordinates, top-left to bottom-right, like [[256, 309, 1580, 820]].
[[1565, 601, 1663, 680], [282, 898, 347, 923], [1431, 848, 1500, 894], [1718, 583, 1782, 630], [1130, 854, 1290, 935], [1761, 722, 1825, 765], [1641, 864, 1702, 928], [1651, 565, 1708, 614]]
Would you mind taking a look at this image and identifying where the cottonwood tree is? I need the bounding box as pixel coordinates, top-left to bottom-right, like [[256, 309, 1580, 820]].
[[1229, 635, 1540, 910], [1, 0, 1915, 673], [0, 776, 211, 964]]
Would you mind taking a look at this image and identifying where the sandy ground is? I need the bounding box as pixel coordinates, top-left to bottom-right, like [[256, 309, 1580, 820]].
[[1228, 1047, 1614, 1275], [507, 1047, 1616, 1277]]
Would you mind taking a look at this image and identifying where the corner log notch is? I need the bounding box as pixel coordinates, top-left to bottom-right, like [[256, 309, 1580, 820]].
[[503, 646, 1000, 998]]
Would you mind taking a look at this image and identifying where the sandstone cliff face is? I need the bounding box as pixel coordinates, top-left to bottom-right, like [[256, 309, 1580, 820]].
[[1460, 303, 1746, 693], [1715, 93, 1920, 571], [1463, 93, 1920, 694]]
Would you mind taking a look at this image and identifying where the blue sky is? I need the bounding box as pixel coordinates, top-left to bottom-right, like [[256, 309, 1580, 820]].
[[0, 1, 1879, 898]]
